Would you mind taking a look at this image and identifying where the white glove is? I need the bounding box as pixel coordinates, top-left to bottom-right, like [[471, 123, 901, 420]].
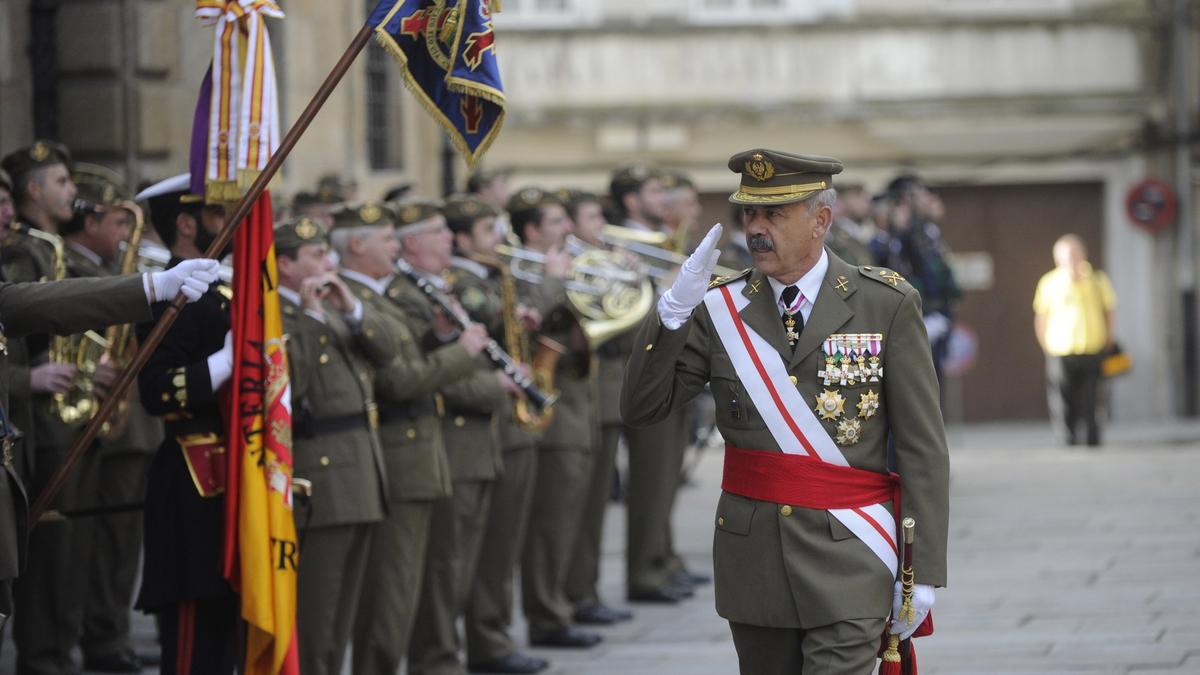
[[145, 258, 221, 303], [890, 582, 935, 640], [206, 330, 234, 393], [923, 312, 951, 343], [656, 223, 723, 330]]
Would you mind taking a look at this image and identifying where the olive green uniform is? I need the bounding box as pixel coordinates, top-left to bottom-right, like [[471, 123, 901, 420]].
[[518, 277, 598, 640], [281, 294, 392, 675], [388, 271, 507, 675], [458, 258, 542, 665], [621, 254, 949, 674], [343, 271, 478, 675], [0, 275, 151, 638]]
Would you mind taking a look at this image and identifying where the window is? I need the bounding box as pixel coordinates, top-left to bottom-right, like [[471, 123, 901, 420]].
[[491, 0, 596, 29], [365, 0, 406, 170]]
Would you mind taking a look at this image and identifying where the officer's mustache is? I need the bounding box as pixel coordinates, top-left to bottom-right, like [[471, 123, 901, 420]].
[[748, 234, 774, 252]]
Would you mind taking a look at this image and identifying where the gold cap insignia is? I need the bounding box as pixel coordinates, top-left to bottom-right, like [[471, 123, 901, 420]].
[[295, 218, 319, 240], [30, 142, 50, 162], [360, 203, 383, 224], [102, 186, 115, 204], [745, 153, 775, 182], [521, 188, 540, 202], [402, 205, 422, 223]]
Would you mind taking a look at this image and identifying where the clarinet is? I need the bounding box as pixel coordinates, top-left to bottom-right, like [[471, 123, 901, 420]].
[[395, 259, 558, 411]]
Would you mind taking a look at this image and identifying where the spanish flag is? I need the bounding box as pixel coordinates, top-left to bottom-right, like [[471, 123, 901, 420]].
[[224, 192, 299, 675]]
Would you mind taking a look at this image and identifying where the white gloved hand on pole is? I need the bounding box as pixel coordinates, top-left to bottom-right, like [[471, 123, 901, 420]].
[[144, 258, 221, 304], [889, 582, 935, 640], [656, 223, 723, 330]]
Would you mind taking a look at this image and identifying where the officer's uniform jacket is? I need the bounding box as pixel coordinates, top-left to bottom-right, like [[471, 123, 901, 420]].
[[136, 261, 232, 610], [281, 293, 392, 528], [341, 272, 476, 502], [0, 275, 149, 597], [387, 271, 505, 483], [621, 250, 949, 629]]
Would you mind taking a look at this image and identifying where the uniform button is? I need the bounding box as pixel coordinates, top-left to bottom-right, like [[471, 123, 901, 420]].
[[319, 335, 328, 344], [366, 328, 375, 338], [779, 505, 793, 517], [717, 516, 725, 527], [319, 456, 331, 467], [454, 416, 465, 427], [406, 429, 417, 439], [319, 353, 330, 365], [645, 343, 653, 351], [864, 266, 873, 271], [359, 372, 368, 381], [161, 393, 170, 402], [789, 375, 798, 385]]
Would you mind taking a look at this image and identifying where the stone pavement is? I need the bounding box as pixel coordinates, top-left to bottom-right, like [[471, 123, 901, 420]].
[[2, 421, 1198, 674]]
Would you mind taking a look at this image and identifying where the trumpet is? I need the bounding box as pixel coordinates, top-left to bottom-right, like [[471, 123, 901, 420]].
[[493, 243, 638, 294], [598, 224, 741, 280]]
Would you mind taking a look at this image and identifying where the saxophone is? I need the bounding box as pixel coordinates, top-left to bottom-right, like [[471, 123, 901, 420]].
[[95, 200, 147, 437], [18, 224, 84, 422], [469, 253, 562, 432]]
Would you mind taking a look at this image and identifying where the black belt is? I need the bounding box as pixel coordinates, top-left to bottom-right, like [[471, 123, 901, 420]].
[[295, 404, 378, 440], [378, 399, 438, 425]]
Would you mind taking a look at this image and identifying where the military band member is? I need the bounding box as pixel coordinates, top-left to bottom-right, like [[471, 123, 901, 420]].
[[444, 194, 551, 674], [332, 202, 489, 675], [0, 168, 15, 234], [610, 166, 696, 605], [621, 149, 948, 675], [134, 179, 235, 675], [386, 199, 514, 675], [504, 188, 601, 649], [273, 218, 392, 675], [560, 190, 634, 626]]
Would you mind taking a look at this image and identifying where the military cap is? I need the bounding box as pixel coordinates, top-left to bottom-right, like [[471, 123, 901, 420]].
[[609, 164, 660, 196], [274, 216, 329, 251], [72, 163, 133, 210], [0, 168, 11, 193], [659, 170, 695, 191], [329, 201, 396, 231], [1, 140, 72, 185], [727, 149, 842, 205], [316, 173, 356, 203], [466, 166, 511, 194], [442, 194, 499, 233], [506, 186, 561, 216], [388, 197, 445, 236]]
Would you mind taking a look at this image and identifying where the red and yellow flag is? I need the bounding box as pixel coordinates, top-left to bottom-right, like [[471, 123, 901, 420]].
[[224, 192, 298, 675]]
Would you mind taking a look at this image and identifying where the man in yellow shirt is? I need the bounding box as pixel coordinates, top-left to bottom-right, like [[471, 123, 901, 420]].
[[1033, 234, 1116, 447]]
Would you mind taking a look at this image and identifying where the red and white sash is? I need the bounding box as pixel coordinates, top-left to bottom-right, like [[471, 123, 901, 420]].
[[704, 280, 899, 575]]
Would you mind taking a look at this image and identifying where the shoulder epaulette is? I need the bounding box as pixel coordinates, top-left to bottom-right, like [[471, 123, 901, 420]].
[[858, 265, 911, 293], [708, 267, 753, 289]]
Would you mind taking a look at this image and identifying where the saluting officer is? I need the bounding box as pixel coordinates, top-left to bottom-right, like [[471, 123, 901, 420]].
[[621, 150, 949, 675], [274, 217, 393, 675]]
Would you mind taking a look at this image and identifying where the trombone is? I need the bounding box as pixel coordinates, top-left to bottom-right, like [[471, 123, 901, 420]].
[[493, 243, 639, 294]]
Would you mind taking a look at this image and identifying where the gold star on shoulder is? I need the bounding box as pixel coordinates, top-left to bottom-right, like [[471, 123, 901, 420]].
[[836, 418, 862, 445], [857, 389, 880, 420], [814, 389, 845, 420]]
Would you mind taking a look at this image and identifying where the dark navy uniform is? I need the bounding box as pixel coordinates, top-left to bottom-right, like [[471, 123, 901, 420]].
[[136, 258, 237, 675]]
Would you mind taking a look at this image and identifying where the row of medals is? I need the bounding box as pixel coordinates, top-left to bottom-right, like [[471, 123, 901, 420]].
[[811, 333, 884, 446]]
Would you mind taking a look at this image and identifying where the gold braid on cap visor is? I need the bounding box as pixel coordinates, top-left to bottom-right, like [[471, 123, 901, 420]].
[[730, 180, 828, 204]]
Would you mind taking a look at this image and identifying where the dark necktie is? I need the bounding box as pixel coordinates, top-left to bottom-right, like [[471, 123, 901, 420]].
[[780, 285, 803, 349]]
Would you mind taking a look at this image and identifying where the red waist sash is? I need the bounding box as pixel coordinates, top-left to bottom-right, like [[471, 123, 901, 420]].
[[722, 444, 899, 510]]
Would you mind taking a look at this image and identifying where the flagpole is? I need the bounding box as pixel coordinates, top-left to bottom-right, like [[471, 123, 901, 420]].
[[29, 23, 376, 529]]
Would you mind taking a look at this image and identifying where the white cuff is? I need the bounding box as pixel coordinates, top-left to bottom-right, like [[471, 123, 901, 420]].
[[656, 291, 692, 331], [206, 352, 232, 393]]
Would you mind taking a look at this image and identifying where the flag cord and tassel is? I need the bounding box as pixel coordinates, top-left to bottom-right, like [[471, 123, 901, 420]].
[[28, 22, 375, 529]]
